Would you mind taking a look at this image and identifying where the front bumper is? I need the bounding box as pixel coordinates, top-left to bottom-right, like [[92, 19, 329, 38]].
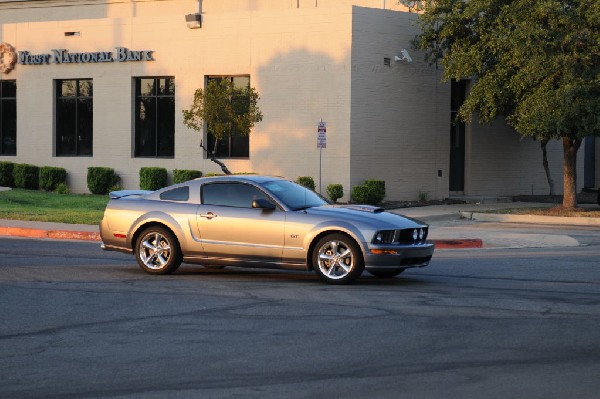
[[364, 242, 435, 271]]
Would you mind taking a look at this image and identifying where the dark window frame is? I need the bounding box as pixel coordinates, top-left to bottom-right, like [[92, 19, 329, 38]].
[[201, 182, 269, 208], [134, 77, 175, 158], [55, 79, 93, 157], [205, 75, 251, 159], [0, 80, 17, 156]]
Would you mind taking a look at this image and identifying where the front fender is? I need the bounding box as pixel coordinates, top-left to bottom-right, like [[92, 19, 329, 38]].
[[303, 220, 372, 260]]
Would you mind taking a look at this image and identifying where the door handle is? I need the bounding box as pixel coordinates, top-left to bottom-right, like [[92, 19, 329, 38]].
[[199, 212, 217, 219]]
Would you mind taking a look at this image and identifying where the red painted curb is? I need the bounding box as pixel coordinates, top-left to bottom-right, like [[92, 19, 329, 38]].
[[0, 226, 100, 241], [433, 239, 483, 249], [48, 230, 101, 241]]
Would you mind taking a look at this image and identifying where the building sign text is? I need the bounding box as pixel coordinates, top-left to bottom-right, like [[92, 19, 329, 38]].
[[18, 47, 155, 66]]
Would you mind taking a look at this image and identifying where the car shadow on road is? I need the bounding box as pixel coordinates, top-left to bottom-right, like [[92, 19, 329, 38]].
[[118, 265, 431, 287]]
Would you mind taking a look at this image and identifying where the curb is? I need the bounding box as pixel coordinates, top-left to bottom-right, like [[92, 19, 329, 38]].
[[0, 226, 484, 249], [462, 212, 600, 226], [433, 239, 483, 249], [0, 226, 100, 242]]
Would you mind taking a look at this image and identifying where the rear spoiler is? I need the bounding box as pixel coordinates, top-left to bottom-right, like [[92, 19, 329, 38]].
[[109, 190, 153, 199]]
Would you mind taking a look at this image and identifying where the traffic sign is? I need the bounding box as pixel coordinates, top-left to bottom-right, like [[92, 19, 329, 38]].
[[317, 121, 326, 148]]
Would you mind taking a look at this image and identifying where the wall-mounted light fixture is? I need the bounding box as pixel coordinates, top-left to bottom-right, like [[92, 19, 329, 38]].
[[394, 49, 413, 63], [185, 13, 202, 29]]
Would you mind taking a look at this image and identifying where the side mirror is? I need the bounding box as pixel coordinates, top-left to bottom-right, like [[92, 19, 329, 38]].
[[252, 198, 276, 210]]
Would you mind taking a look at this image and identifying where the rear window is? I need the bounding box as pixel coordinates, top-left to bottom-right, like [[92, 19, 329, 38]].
[[160, 186, 189, 202]]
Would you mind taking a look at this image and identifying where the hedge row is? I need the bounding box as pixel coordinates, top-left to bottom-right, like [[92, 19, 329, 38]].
[[0, 162, 204, 195], [138, 168, 203, 190], [0, 162, 67, 191]]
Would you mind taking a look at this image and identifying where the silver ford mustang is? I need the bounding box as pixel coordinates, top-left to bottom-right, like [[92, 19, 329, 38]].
[[100, 175, 434, 284]]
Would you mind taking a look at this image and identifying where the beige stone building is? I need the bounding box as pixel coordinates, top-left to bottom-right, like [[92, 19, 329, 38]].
[[0, 0, 596, 200]]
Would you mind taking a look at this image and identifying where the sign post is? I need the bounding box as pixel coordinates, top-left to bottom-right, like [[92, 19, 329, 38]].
[[317, 120, 327, 193]]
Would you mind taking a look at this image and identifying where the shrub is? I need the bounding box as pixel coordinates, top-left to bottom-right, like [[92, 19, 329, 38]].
[[0, 161, 15, 187], [351, 185, 369, 204], [327, 184, 344, 203], [173, 169, 202, 184], [351, 180, 385, 205], [55, 183, 70, 194], [365, 180, 385, 203], [139, 167, 168, 191], [39, 166, 67, 191], [13, 164, 40, 190], [87, 167, 120, 195], [296, 176, 316, 191]]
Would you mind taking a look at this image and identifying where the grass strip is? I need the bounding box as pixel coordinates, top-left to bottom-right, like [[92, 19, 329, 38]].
[[0, 189, 108, 225]]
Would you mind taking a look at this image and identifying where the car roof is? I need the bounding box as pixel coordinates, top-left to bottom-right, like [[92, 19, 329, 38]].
[[196, 175, 285, 184]]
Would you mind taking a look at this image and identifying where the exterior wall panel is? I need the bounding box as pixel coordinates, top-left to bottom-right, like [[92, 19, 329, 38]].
[[466, 119, 584, 196], [350, 7, 449, 201]]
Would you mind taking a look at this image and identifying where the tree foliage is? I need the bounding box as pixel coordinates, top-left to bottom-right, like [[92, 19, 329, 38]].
[[182, 79, 263, 174], [415, 0, 600, 208]]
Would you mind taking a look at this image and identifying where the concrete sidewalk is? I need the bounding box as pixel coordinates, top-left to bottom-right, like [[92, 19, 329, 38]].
[[1, 201, 598, 249], [394, 202, 597, 249]]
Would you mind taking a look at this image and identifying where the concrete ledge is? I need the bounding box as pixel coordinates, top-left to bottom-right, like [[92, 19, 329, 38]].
[[462, 212, 600, 226]]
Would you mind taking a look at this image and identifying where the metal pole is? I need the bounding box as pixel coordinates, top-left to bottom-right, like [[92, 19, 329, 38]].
[[319, 147, 322, 194]]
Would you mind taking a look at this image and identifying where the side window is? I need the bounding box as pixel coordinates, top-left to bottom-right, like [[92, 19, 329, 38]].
[[202, 183, 268, 208], [160, 186, 189, 201], [56, 79, 93, 156]]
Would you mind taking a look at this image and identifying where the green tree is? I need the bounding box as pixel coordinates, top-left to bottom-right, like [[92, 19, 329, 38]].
[[415, 0, 600, 209], [182, 79, 263, 174]]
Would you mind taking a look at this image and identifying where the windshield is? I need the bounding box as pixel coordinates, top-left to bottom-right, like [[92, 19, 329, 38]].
[[260, 180, 329, 210]]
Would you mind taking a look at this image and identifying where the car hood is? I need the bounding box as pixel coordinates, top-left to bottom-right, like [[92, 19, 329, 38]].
[[303, 205, 427, 229]]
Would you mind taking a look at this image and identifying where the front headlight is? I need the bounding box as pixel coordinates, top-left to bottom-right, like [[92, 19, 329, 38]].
[[372, 227, 428, 245], [372, 230, 396, 244]]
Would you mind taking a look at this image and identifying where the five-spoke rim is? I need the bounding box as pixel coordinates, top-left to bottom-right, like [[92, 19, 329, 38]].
[[139, 232, 172, 270], [317, 240, 354, 280]]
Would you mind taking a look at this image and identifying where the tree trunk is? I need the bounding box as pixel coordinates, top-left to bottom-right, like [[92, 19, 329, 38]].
[[200, 140, 232, 175], [561, 137, 581, 210], [541, 139, 555, 196]]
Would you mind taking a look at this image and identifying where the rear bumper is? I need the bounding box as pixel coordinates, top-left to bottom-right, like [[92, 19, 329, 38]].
[[100, 243, 133, 254]]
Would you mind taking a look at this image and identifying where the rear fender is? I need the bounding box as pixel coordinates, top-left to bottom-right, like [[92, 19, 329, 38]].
[[129, 211, 187, 250]]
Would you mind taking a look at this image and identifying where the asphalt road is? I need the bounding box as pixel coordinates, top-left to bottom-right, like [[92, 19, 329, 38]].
[[1, 237, 599, 399]]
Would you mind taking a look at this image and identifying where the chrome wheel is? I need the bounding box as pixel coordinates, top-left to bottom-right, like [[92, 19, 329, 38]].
[[313, 234, 364, 284], [135, 227, 182, 274]]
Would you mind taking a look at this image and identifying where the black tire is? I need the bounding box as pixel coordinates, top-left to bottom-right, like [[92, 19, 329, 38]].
[[135, 226, 182, 275], [312, 233, 364, 284], [367, 269, 405, 279]]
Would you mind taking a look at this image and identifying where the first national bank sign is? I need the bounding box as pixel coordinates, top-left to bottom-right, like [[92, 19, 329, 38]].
[[19, 47, 154, 65]]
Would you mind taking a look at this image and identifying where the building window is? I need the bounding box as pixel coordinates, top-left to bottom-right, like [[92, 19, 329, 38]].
[[0, 80, 17, 156], [206, 76, 250, 158], [56, 79, 93, 156], [135, 77, 175, 158]]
